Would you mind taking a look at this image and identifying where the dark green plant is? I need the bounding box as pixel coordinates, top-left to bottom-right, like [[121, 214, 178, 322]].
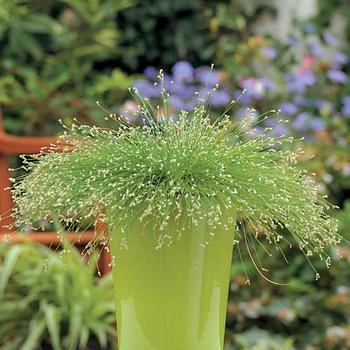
[[0, 0, 133, 135], [116, 0, 275, 72], [0, 241, 116, 350], [213, 0, 276, 72], [0, 0, 131, 71], [116, 0, 217, 71], [0, 0, 59, 61], [315, 0, 350, 42]]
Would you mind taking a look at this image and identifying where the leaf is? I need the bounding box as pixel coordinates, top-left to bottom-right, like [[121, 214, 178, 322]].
[[21, 13, 61, 35], [8, 25, 43, 59], [21, 316, 46, 350], [90, 321, 108, 348], [0, 243, 115, 350], [79, 327, 90, 349], [67, 304, 82, 350], [0, 337, 24, 350], [0, 245, 23, 295], [42, 302, 62, 350]]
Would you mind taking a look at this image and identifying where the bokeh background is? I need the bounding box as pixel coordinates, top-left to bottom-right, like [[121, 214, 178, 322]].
[[0, 0, 349, 349]]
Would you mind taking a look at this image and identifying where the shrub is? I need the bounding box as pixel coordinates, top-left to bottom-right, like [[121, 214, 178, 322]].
[[0, 241, 116, 349]]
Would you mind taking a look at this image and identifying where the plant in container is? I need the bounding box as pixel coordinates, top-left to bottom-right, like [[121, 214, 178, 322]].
[[11, 78, 341, 350]]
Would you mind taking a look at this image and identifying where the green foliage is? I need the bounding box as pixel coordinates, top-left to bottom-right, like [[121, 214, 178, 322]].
[[0, 241, 116, 349], [116, 0, 275, 71], [213, 0, 276, 71], [0, 0, 130, 68], [116, 0, 217, 71], [0, 0, 60, 60], [314, 0, 350, 41], [0, 0, 134, 135], [0, 0, 275, 135]]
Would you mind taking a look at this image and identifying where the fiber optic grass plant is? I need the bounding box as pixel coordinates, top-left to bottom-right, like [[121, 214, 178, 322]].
[[10, 81, 341, 349], [11, 93, 340, 261]]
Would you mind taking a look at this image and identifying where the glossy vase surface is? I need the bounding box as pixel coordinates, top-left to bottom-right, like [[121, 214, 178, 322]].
[[110, 213, 236, 350]]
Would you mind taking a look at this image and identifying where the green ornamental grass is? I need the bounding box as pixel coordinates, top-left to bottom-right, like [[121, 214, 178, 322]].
[[0, 242, 115, 349], [11, 78, 341, 277]]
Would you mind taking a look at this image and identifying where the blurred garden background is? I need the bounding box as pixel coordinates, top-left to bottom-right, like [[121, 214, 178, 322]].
[[0, 0, 350, 349]]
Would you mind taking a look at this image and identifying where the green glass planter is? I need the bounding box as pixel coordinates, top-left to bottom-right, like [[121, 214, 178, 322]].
[[110, 212, 236, 350]]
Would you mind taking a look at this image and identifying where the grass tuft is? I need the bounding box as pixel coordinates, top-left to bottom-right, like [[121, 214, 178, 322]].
[[11, 85, 341, 273]]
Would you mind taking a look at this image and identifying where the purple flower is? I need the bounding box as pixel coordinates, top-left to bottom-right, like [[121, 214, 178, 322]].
[[133, 80, 161, 98], [287, 36, 299, 47], [272, 124, 288, 137], [144, 67, 157, 79], [261, 47, 277, 59], [294, 112, 310, 131], [313, 99, 326, 110], [342, 96, 350, 106], [294, 113, 326, 132], [197, 88, 211, 101], [169, 95, 196, 112], [279, 102, 298, 115], [209, 89, 231, 107], [327, 69, 348, 84], [333, 52, 349, 66], [195, 66, 220, 87], [310, 118, 326, 131], [168, 83, 196, 99], [183, 100, 198, 111], [293, 96, 309, 106], [285, 71, 316, 93], [303, 23, 316, 33], [308, 42, 323, 58], [236, 107, 248, 118], [197, 88, 230, 107], [236, 91, 252, 105], [162, 74, 174, 90], [261, 77, 276, 91], [172, 61, 194, 83], [265, 118, 289, 136], [299, 71, 317, 85], [324, 32, 339, 47], [239, 77, 273, 100], [341, 105, 350, 117], [341, 96, 350, 117]]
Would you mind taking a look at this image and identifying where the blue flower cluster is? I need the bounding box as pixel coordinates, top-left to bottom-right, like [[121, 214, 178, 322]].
[[133, 61, 231, 112], [131, 26, 349, 142], [341, 96, 350, 117]]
